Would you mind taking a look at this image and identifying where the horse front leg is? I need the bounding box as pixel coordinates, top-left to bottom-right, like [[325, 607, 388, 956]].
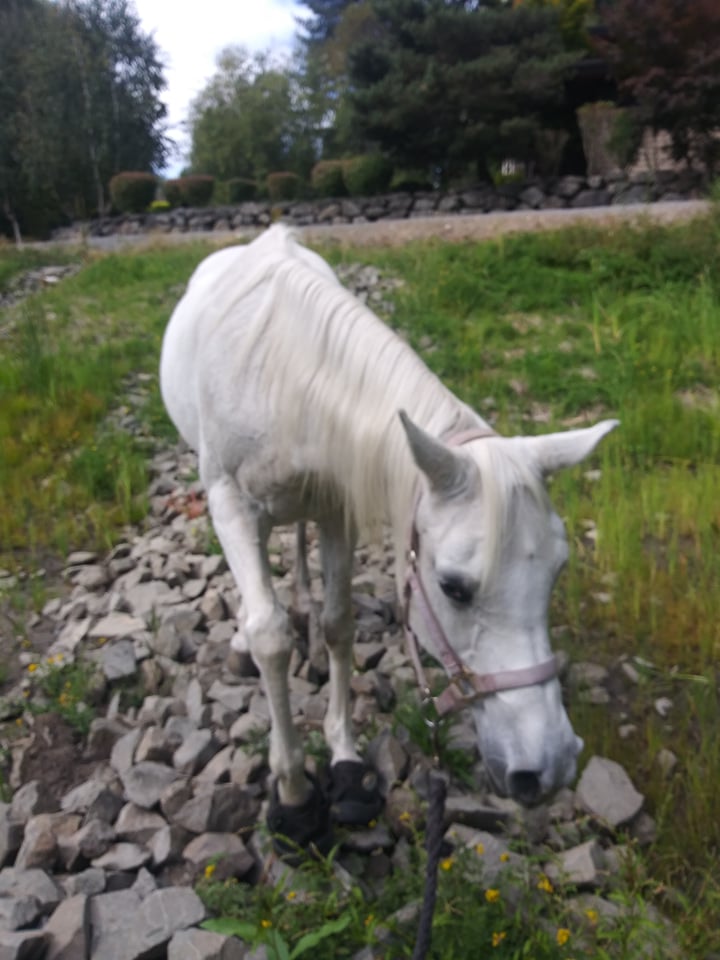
[[320, 516, 383, 825], [205, 474, 308, 806]]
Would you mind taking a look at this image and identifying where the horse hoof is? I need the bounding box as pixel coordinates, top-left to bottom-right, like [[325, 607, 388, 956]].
[[267, 774, 333, 862], [328, 761, 384, 826]]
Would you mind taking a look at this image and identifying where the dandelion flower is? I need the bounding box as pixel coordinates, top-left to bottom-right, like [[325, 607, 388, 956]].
[[585, 908, 599, 926], [440, 857, 454, 871], [556, 928, 571, 946], [499, 852, 510, 862], [27, 663, 38, 673], [203, 863, 216, 879], [364, 915, 374, 927], [475, 842, 485, 855], [261, 919, 272, 929], [286, 891, 297, 901], [485, 888, 500, 903], [492, 931, 506, 947], [399, 811, 412, 823], [537, 875, 554, 894]]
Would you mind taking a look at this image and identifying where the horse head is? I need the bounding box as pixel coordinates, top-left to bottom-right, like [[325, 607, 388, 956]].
[[399, 412, 618, 804]]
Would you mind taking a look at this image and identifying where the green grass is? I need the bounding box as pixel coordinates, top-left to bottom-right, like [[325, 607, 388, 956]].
[[2, 215, 720, 955]]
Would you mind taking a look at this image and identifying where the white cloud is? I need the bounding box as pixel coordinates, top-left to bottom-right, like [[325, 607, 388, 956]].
[[133, 0, 305, 172]]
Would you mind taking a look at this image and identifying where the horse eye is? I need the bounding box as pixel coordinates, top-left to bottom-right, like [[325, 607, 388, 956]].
[[439, 578, 474, 605]]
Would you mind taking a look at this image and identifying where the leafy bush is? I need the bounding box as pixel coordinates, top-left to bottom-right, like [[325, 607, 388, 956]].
[[267, 172, 302, 202], [163, 175, 215, 208], [390, 169, 433, 193], [109, 172, 157, 214], [227, 178, 258, 203], [311, 160, 346, 197], [343, 154, 393, 196]]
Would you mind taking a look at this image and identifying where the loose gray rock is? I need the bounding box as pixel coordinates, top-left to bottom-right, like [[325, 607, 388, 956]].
[[120, 762, 180, 809], [0, 868, 62, 914], [115, 803, 167, 845], [44, 894, 89, 960], [0, 929, 49, 959], [167, 928, 249, 960], [546, 839, 607, 888], [0, 895, 42, 931], [100, 639, 137, 680], [128, 887, 207, 958], [90, 613, 146, 639], [91, 843, 151, 872], [576, 756, 644, 827]]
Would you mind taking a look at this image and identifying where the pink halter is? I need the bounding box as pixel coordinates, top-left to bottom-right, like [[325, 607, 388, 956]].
[[402, 427, 558, 717]]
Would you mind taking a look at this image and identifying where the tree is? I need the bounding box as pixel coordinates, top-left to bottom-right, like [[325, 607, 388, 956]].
[[0, 0, 168, 240], [297, 0, 362, 44], [595, 0, 720, 174], [188, 48, 317, 184], [347, 0, 579, 183]]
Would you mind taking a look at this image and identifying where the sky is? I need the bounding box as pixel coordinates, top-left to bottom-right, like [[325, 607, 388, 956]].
[[133, 0, 305, 173]]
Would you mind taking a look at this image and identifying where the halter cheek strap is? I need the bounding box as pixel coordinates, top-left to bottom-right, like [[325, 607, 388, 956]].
[[402, 426, 559, 717]]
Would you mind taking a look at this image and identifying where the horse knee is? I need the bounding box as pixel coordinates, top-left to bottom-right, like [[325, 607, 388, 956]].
[[246, 604, 292, 669], [322, 609, 354, 652]]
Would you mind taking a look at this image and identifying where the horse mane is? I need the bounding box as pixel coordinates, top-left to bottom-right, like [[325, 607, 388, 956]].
[[240, 227, 546, 563]]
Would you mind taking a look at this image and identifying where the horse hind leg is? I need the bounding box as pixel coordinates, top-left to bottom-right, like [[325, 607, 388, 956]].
[[319, 516, 383, 825], [291, 522, 329, 680]]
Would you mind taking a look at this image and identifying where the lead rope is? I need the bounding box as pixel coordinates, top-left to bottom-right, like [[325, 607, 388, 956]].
[[411, 709, 448, 960]]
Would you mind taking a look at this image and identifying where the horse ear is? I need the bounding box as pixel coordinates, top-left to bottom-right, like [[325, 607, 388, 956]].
[[525, 419, 619, 475], [399, 411, 471, 497]]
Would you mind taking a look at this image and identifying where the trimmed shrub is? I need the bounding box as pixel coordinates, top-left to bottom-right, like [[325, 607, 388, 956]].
[[163, 175, 215, 207], [311, 160, 346, 197], [343, 155, 393, 196], [227, 178, 258, 203], [390, 169, 434, 193], [267, 172, 302, 202], [109, 172, 157, 214]]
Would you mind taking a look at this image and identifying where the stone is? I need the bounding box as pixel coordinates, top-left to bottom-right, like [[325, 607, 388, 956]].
[[61, 868, 106, 898], [100, 639, 137, 680], [0, 896, 42, 931], [90, 613, 146, 639], [0, 806, 24, 867], [110, 729, 142, 774], [129, 887, 207, 957], [91, 842, 151, 871], [173, 729, 219, 775], [229, 714, 270, 743], [44, 895, 90, 960], [0, 929, 48, 959], [0, 868, 62, 914], [444, 826, 519, 883], [167, 928, 249, 960], [147, 824, 191, 868], [545, 839, 607, 888], [9, 781, 58, 821], [171, 785, 260, 835], [88, 889, 142, 960], [135, 726, 175, 764], [15, 813, 81, 871], [120, 761, 180, 809], [207, 681, 254, 714], [115, 803, 167, 844], [366, 731, 409, 790], [182, 832, 253, 872], [576, 756, 644, 827], [443, 795, 511, 832]]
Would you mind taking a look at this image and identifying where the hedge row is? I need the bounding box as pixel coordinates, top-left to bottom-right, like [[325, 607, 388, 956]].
[[108, 156, 398, 213]]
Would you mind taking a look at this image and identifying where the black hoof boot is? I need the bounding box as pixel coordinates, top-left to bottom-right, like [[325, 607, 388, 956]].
[[328, 761, 384, 826], [267, 774, 333, 862]]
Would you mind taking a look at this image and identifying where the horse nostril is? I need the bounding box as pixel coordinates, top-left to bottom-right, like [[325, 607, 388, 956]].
[[508, 770, 542, 806]]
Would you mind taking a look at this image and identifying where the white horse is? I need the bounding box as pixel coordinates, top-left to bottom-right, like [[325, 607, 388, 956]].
[[160, 225, 617, 847]]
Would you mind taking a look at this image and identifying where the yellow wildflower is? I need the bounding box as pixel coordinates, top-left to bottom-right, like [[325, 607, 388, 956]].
[[203, 863, 216, 879], [440, 857, 454, 871], [537, 875, 554, 894], [499, 852, 510, 862], [556, 928, 571, 947], [492, 931, 506, 947], [585, 908, 599, 926], [261, 919, 272, 929], [27, 663, 38, 673], [485, 889, 500, 903], [399, 811, 412, 823], [286, 891, 297, 901], [474, 842, 485, 855], [364, 915, 374, 928]]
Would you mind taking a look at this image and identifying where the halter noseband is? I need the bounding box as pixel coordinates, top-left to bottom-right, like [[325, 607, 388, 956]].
[[402, 426, 559, 717]]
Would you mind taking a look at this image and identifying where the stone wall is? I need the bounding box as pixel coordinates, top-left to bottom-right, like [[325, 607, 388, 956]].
[[54, 168, 709, 242]]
